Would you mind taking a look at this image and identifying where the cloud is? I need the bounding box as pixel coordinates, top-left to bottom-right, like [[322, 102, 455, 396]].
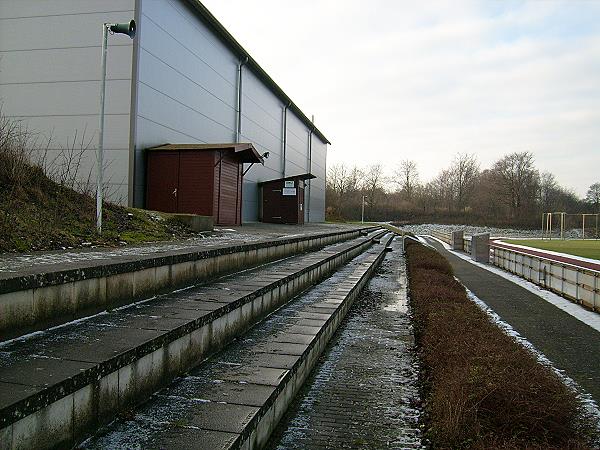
[[202, 0, 600, 196]]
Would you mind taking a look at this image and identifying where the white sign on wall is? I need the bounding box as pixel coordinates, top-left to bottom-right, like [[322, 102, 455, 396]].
[[282, 188, 297, 196]]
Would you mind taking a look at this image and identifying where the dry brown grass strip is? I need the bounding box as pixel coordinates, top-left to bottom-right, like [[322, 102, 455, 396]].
[[405, 240, 597, 449]]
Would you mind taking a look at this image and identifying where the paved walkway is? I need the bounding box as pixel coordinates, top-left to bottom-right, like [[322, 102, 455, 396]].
[[267, 238, 423, 449], [0, 223, 361, 276], [424, 237, 600, 403]]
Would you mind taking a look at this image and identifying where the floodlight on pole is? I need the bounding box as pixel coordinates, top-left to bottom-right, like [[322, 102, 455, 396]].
[[97, 20, 136, 234]]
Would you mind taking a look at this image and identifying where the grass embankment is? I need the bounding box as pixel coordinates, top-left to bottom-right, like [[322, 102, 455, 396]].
[[405, 239, 596, 449], [0, 143, 193, 253], [503, 239, 600, 260]]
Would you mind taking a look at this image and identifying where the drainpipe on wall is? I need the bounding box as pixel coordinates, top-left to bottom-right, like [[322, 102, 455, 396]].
[[235, 56, 249, 143], [282, 102, 291, 177], [307, 126, 314, 222]]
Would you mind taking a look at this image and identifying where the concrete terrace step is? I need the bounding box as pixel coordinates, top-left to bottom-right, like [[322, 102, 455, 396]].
[[0, 225, 377, 341], [0, 229, 387, 450], [83, 233, 395, 450]]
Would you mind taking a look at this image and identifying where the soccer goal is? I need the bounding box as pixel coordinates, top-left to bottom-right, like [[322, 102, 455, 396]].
[[541, 212, 600, 240]]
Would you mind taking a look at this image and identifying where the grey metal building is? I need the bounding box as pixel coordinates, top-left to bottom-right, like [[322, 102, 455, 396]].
[[0, 0, 329, 222]]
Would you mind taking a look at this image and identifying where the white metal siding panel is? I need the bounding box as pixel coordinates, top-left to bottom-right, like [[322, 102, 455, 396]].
[[308, 140, 327, 222], [285, 112, 309, 177], [134, 0, 237, 205], [0, 1, 135, 203]]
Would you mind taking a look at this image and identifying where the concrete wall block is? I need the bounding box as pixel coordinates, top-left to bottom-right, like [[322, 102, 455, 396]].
[[451, 230, 464, 250], [166, 335, 189, 378], [33, 282, 75, 326], [117, 364, 135, 407], [189, 325, 211, 363], [106, 272, 134, 308], [150, 347, 167, 391], [269, 286, 279, 306], [225, 306, 243, 337], [0, 290, 34, 336], [257, 247, 267, 264], [171, 261, 196, 287], [219, 254, 232, 274], [242, 428, 257, 450], [255, 403, 275, 449], [250, 295, 264, 322], [132, 267, 157, 299], [269, 391, 285, 428], [211, 316, 228, 348], [294, 359, 309, 390], [194, 258, 211, 282], [154, 264, 172, 292], [471, 233, 490, 263], [241, 301, 253, 326], [73, 383, 98, 442], [128, 352, 154, 402], [73, 277, 106, 315], [11, 393, 73, 450], [98, 371, 119, 424]]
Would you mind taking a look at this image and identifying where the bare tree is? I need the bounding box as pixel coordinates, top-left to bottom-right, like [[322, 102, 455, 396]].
[[362, 164, 386, 216], [492, 151, 539, 221], [395, 159, 419, 201], [449, 153, 479, 211], [586, 182, 600, 212], [326, 164, 364, 219]]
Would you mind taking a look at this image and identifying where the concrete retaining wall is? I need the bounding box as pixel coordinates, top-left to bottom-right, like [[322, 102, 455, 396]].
[[0, 227, 376, 341]]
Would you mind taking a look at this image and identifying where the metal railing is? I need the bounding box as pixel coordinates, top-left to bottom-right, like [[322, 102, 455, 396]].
[[491, 244, 599, 311]]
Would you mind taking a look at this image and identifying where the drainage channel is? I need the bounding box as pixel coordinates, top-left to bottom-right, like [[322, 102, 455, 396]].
[[81, 235, 393, 449], [266, 236, 424, 449]]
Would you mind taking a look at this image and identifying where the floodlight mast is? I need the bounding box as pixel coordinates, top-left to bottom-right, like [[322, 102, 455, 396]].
[[97, 20, 136, 234]]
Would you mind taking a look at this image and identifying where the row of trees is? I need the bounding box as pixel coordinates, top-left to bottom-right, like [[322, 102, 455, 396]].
[[326, 152, 599, 227]]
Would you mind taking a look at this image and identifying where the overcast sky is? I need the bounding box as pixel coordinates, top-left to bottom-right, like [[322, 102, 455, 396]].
[[202, 0, 600, 197]]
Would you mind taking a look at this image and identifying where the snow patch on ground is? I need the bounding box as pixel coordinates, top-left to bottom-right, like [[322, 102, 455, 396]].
[[463, 285, 600, 433]]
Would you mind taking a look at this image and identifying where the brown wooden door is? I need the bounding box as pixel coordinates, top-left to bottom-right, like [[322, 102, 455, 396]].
[[178, 151, 213, 216], [147, 151, 179, 213], [217, 153, 241, 225]]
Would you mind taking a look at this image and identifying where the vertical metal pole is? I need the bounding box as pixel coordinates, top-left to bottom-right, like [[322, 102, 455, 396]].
[[583, 214, 586, 240], [96, 23, 108, 234], [97, 24, 108, 234], [541, 213, 544, 239], [361, 196, 365, 224]]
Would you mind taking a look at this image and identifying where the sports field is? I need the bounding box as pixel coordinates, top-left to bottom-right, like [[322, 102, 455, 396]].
[[503, 239, 600, 260]]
